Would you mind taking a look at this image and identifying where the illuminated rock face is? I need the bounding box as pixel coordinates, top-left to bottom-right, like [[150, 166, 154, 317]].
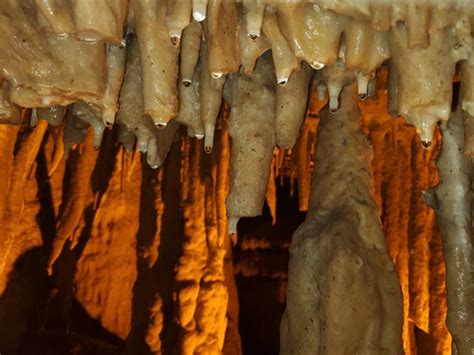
[[281, 84, 404, 355], [0, 1, 473, 354]]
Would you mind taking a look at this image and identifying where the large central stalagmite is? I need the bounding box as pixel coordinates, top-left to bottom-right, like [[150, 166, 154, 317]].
[[426, 104, 474, 354], [280, 84, 403, 354]]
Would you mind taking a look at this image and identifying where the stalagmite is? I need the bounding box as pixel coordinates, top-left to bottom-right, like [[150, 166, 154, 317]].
[[131, 0, 179, 127], [275, 62, 313, 148], [226, 53, 276, 234], [281, 84, 403, 354], [180, 20, 203, 85], [425, 105, 474, 354]]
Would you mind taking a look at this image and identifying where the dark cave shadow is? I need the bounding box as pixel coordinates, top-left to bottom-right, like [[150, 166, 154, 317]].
[[0, 247, 124, 355], [237, 178, 305, 355], [126, 141, 184, 355]]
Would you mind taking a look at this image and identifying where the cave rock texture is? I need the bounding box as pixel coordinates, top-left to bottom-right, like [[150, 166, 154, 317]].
[[0, 1, 474, 355]]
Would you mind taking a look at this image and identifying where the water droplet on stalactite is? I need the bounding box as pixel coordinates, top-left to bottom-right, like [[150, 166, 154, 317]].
[[193, 10, 206, 22], [310, 61, 325, 70], [278, 78, 288, 86], [421, 140, 432, 149], [211, 71, 223, 79], [170, 36, 180, 46]]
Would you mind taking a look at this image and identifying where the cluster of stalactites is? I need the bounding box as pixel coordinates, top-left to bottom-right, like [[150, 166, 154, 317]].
[[0, 0, 473, 231]]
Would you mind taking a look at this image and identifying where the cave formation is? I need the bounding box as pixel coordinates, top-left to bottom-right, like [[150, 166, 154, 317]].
[[0, 1, 473, 355]]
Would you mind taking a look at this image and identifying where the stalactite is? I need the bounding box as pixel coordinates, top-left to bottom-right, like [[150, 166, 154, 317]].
[[131, 0, 179, 127], [47, 130, 99, 274], [281, 84, 403, 354], [0, 2, 473, 354], [425, 105, 474, 354], [215, 119, 243, 355], [0, 121, 47, 295], [226, 53, 276, 234], [265, 154, 277, 226], [202, 0, 240, 78], [275, 62, 313, 149]]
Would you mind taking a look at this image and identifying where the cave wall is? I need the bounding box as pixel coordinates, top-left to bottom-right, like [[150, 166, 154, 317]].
[[234, 74, 451, 354], [0, 72, 455, 354], [0, 122, 241, 355]]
